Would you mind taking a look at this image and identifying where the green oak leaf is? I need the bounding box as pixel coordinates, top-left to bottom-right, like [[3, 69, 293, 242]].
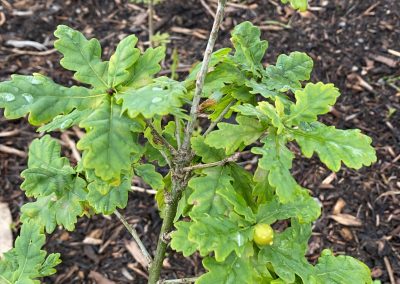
[[134, 164, 164, 190], [310, 249, 372, 284], [259, 221, 313, 283], [21, 177, 87, 233], [0, 74, 98, 125], [86, 171, 132, 215], [197, 252, 255, 284], [123, 46, 165, 89], [54, 25, 109, 88], [0, 222, 61, 284], [264, 52, 313, 91], [188, 167, 233, 218], [205, 116, 265, 155], [217, 186, 256, 222], [21, 135, 75, 198], [256, 192, 320, 224], [37, 109, 91, 133], [189, 216, 253, 262], [117, 77, 187, 119], [170, 221, 198, 257], [202, 63, 244, 97], [287, 82, 340, 124], [252, 132, 300, 203], [292, 122, 377, 172], [77, 97, 143, 182], [108, 35, 140, 88], [231, 21, 268, 75], [281, 0, 308, 11], [191, 135, 226, 163], [256, 101, 285, 133]]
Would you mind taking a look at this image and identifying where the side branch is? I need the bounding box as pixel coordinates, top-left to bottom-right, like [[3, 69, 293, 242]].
[[203, 99, 236, 136], [157, 277, 198, 284], [115, 210, 153, 267], [182, 153, 240, 172], [181, 0, 228, 152], [146, 120, 177, 156]]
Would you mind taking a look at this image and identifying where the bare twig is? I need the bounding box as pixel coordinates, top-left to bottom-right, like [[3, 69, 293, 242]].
[[61, 132, 81, 162], [0, 129, 21, 137], [203, 99, 236, 136], [114, 210, 153, 267], [183, 152, 240, 172], [384, 256, 395, 284], [0, 144, 26, 158], [157, 277, 198, 284], [130, 186, 157, 195], [148, 0, 154, 47], [181, 0, 227, 152]]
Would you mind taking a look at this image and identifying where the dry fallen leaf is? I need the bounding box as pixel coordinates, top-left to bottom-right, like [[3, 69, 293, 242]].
[[0, 202, 13, 257], [88, 271, 116, 284], [125, 240, 150, 268], [330, 214, 363, 227], [332, 198, 346, 215]]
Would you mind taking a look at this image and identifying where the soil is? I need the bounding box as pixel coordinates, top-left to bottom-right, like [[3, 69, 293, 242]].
[[0, 0, 399, 283]]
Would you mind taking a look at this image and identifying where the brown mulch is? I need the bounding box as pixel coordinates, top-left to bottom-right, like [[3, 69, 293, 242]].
[[0, 0, 399, 283]]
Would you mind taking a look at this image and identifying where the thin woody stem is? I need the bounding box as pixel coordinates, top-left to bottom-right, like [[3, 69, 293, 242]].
[[203, 99, 236, 136], [115, 210, 153, 267], [181, 0, 228, 152], [146, 120, 177, 156], [148, 0, 155, 47], [182, 152, 240, 172]]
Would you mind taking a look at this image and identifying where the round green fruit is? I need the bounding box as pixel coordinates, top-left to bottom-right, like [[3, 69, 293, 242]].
[[253, 223, 274, 246]]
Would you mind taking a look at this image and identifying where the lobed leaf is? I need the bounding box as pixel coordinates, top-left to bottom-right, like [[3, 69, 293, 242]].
[[77, 97, 143, 182], [231, 21, 268, 75], [134, 164, 164, 190], [292, 122, 377, 171], [86, 171, 132, 215], [108, 35, 141, 88], [281, 0, 308, 11], [288, 82, 340, 124], [205, 116, 265, 155], [264, 52, 313, 92], [310, 249, 372, 284], [252, 132, 300, 203], [37, 109, 92, 133], [117, 77, 187, 119], [0, 222, 61, 284], [170, 221, 198, 257], [0, 74, 97, 125], [54, 25, 109, 88]]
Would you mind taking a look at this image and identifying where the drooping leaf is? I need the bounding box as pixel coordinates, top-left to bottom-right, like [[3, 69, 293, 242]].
[[21, 177, 87, 233], [187, 167, 233, 218], [292, 122, 377, 172], [205, 116, 265, 155], [78, 97, 143, 182], [264, 52, 313, 91], [86, 171, 132, 215], [191, 135, 226, 163], [310, 249, 372, 284], [256, 192, 320, 224], [37, 109, 91, 133], [117, 77, 187, 119], [197, 252, 256, 284], [252, 132, 300, 203], [54, 25, 109, 88], [287, 82, 340, 124], [123, 46, 165, 89], [0, 74, 98, 125], [231, 21, 268, 74], [217, 186, 255, 222], [259, 221, 313, 283], [189, 216, 253, 262], [170, 221, 198, 257], [134, 164, 164, 190], [108, 35, 140, 88], [21, 135, 75, 198], [0, 222, 61, 284]]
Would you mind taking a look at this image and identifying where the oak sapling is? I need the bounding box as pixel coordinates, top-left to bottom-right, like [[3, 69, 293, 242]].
[[0, 0, 377, 283]]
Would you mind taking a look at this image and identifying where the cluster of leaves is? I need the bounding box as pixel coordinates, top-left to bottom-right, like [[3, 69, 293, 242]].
[[170, 21, 376, 283], [0, 17, 375, 284]]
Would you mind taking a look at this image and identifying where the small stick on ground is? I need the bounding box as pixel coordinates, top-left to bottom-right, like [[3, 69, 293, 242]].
[[0, 144, 26, 158]]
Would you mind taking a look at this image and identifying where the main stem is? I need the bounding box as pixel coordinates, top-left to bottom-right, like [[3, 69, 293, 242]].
[[147, 1, 227, 283]]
